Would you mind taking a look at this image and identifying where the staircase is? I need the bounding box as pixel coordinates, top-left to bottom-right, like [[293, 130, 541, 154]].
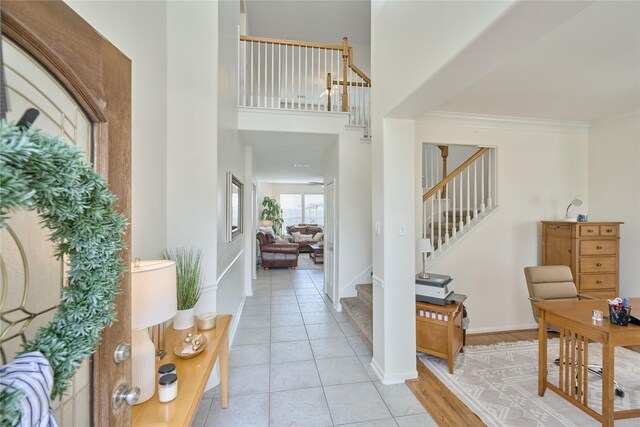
[[422, 146, 497, 265], [429, 209, 475, 250], [340, 284, 373, 352]]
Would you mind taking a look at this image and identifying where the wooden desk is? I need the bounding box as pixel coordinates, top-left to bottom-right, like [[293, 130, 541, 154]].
[[535, 298, 640, 426], [132, 315, 231, 427]]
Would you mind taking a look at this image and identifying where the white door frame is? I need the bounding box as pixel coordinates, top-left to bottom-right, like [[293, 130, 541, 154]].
[[324, 179, 339, 310]]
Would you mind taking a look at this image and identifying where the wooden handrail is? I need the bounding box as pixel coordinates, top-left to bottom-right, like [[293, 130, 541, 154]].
[[240, 35, 342, 50], [348, 48, 371, 85], [422, 147, 489, 201]]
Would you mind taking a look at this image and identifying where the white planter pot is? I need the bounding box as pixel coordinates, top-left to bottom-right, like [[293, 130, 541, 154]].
[[173, 308, 195, 330]]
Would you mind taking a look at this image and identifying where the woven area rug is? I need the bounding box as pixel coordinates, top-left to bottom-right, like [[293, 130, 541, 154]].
[[418, 340, 640, 426], [297, 253, 323, 270]]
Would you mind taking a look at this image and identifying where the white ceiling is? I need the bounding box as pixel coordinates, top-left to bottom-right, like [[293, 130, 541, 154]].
[[245, 0, 370, 45], [436, 1, 640, 122], [241, 130, 337, 183]]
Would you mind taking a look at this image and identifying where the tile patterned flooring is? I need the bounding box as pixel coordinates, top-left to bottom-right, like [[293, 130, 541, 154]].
[[194, 268, 436, 427]]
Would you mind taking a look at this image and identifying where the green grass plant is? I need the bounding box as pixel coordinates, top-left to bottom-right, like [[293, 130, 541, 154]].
[[163, 248, 203, 310]]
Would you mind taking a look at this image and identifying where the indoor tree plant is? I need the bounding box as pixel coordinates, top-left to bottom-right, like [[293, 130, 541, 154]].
[[260, 196, 283, 235], [163, 248, 203, 330]]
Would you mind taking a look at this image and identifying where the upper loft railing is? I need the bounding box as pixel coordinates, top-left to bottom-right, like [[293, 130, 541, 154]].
[[238, 35, 371, 135]]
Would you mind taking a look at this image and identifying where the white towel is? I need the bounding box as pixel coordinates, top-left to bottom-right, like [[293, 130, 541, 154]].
[[0, 351, 59, 427]]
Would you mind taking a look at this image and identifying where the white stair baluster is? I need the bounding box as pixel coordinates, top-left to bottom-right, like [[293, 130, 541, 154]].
[[243, 40, 248, 106], [488, 149, 493, 208], [278, 44, 281, 108], [257, 42, 262, 107], [437, 194, 442, 247], [466, 168, 471, 224], [323, 48, 327, 110], [445, 182, 449, 243], [459, 172, 464, 231], [430, 195, 434, 254], [474, 160, 478, 219], [304, 47, 308, 110], [311, 46, 314, 111], [250, 41, 254, 107], [264, 42, 268, 107], [271, 42, 275, 108], [452, 176, 456, 238], [481, 152, 485, 213]]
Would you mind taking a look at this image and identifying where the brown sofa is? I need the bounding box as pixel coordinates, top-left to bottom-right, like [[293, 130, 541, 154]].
[[257, 231, 299, 269], [286, 224, 323, 253]]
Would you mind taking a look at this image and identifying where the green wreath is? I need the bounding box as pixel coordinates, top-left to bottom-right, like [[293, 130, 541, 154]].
[[0, 120, 127, 424]]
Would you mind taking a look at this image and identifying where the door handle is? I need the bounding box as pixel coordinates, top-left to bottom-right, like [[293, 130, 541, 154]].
[[112, 384, 140, 410]]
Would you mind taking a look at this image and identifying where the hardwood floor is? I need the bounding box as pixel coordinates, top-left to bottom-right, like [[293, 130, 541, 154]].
[[406, 329, 639, 427]]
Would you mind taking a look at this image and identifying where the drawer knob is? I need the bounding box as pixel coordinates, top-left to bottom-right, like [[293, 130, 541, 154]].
[[596, 263, 602, 267], [596, 246, 603, 250], [606, 229, 613, 233], [596, 280, 603, 284], [588, 229, 594, 233]]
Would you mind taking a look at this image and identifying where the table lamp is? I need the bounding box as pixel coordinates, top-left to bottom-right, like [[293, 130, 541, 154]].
[[416, 238, 433, 279], [131, 259, 177, 404], [564, 198, 582, 221]]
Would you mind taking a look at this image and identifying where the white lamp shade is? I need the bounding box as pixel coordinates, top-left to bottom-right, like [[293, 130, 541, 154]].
[[416, 238, 433, 253], [131, 260, 177, 330]]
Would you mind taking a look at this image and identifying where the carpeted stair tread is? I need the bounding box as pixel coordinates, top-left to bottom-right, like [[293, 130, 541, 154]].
[[355, 283, 373, 309], [341, 296, 372, 352]]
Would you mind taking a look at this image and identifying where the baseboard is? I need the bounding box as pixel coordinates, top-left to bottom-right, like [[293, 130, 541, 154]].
[[204, 294, 246, 392], [466, 322, 538, 335], [370, 357, 418, 385]]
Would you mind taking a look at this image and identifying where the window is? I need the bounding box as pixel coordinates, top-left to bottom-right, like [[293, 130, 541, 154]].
[[280, 193, 324, 229], [280, 194, 302, 230], [304, 194, 324, 225]]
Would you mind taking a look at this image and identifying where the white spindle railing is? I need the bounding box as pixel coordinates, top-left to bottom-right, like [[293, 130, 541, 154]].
[[239, 36, 370, 133], [422, 147, 496, 257]]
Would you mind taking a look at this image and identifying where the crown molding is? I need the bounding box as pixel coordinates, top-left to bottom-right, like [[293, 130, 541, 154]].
[[589, 111, 640, 132], [417, 111, 589, 134]]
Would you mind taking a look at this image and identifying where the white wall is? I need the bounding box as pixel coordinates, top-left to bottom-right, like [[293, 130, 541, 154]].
[[166, 1, 220, 316], [324, 141, 340, 304], [415, 115, 589, 332], [336, 131, 372, 301], [588, 113, 640, 297], [66, 0, 168, 260], [371, 0, 513, 117], [216, 0, 245, 329]]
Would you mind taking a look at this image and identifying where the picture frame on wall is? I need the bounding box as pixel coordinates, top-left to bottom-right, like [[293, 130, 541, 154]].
[[226, 172, 244, 242]]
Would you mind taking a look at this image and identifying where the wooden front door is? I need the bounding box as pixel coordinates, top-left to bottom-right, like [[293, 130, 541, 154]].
[[1, 1, 132, 426]]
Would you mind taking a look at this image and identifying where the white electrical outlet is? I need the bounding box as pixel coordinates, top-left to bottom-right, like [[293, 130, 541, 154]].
[[375, 222, 381, 235]]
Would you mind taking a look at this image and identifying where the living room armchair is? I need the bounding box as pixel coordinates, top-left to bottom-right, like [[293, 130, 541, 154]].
[[257, 231, 299, 270]]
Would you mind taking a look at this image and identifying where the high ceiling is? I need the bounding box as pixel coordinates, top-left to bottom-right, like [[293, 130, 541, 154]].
[[245, 0, 370, 45], [241, 130, 337, 183], [435, 1, 640, 122]]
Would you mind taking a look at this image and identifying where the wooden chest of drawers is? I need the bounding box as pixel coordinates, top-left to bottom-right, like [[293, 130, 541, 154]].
[[541, 221, 623, 299]]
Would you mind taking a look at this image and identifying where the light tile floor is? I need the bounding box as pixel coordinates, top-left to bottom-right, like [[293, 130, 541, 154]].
[[194, 268, 437, 427]]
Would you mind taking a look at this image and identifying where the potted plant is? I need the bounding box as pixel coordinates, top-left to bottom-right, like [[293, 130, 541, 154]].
[[163, 248, 203, 330], [260, 197, 283, 235]]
